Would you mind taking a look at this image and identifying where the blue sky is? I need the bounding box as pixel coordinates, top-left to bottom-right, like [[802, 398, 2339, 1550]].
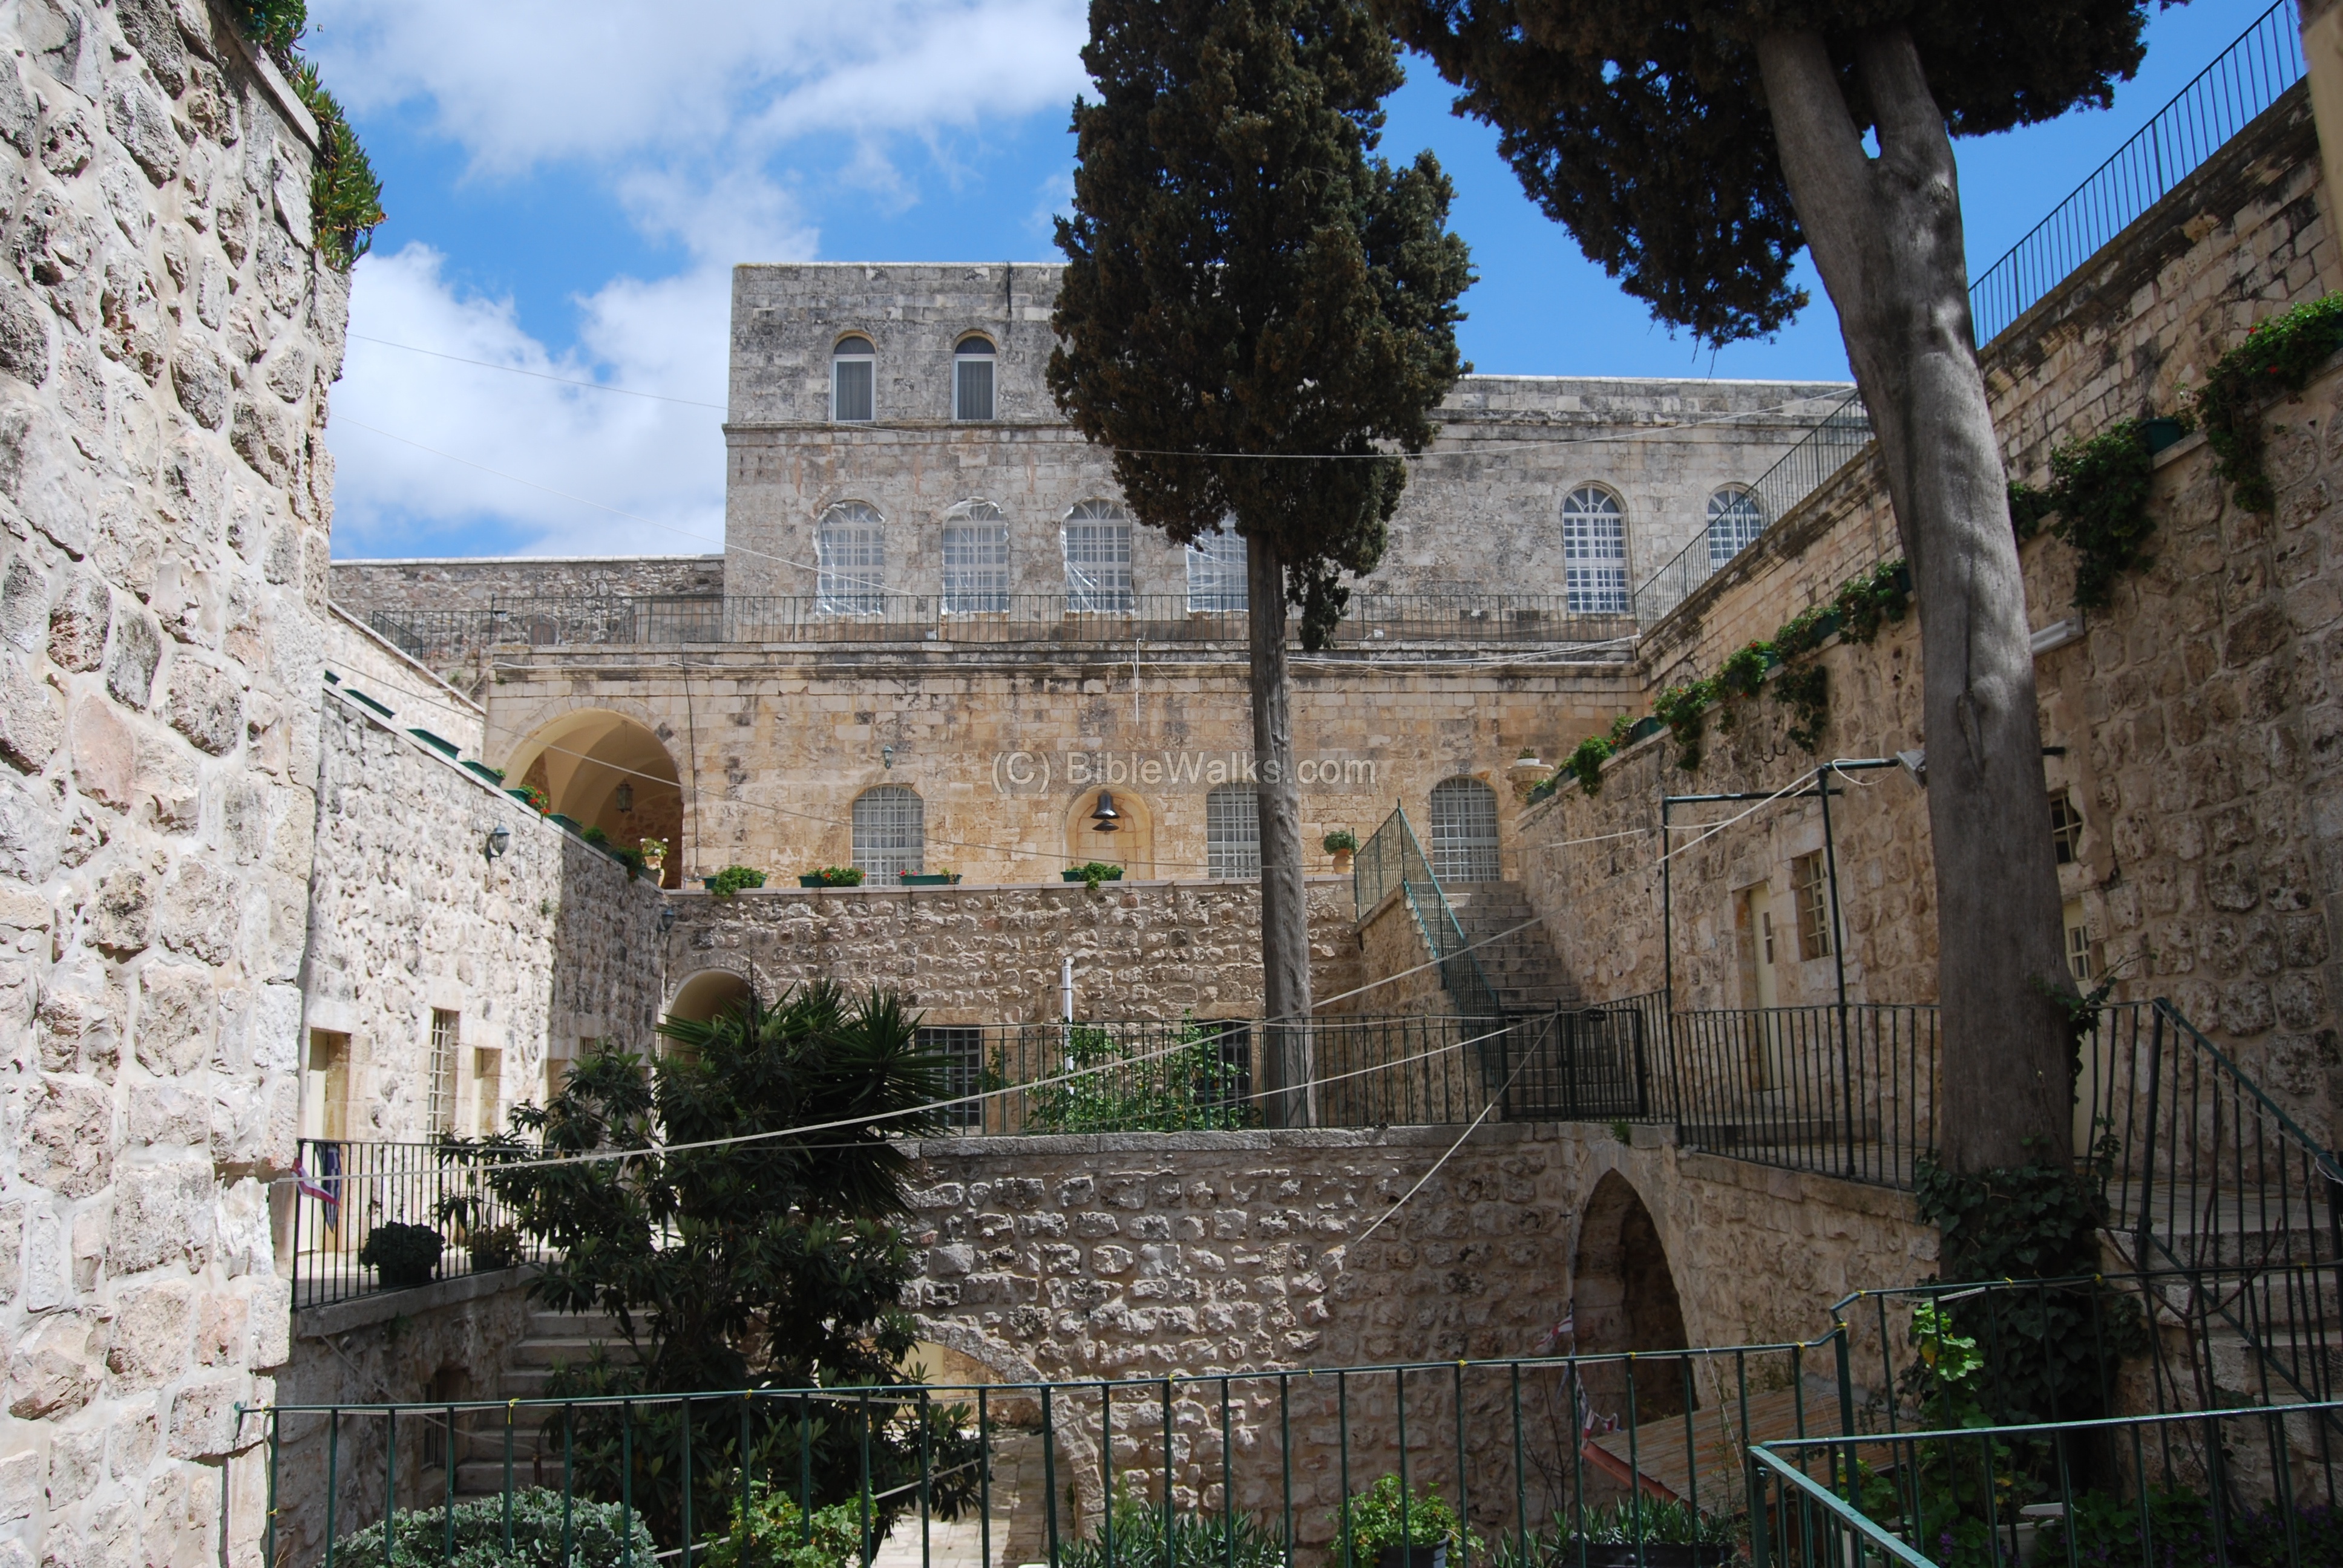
[[311, 1, 2263, 561]]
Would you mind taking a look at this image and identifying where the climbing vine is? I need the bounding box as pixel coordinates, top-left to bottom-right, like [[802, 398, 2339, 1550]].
[[2007, 417, 2160, 610], [2192, 291, 2343, 514], [232, 2, 385, 269]]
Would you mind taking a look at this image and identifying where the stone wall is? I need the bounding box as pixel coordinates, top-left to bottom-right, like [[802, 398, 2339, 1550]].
[[320, 604, 483, 757], [327, 554, 724, 616], [301, 690, 667, 1142], [664, 876, 1363, 1025], [897, 1124, 1934, 1540], [0, 4, 344, 1567], [1513, 91, 2343, 1142]]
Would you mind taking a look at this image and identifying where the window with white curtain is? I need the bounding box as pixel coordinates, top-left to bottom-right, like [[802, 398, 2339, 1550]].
[[816, 501, 885, 615], [1562, 486, 1630, 613], [851, 786, 924, 878], [1185, 528, 1248, 613], [1205, 784, 1260, 879], [941, 500, 1011, 614], [1428, 777, 1500, 883], [953, 336, 995, 421], [832, 335, 875, 422], [1707, 486, 1765, 567], [1063, 500, 1134, 613]]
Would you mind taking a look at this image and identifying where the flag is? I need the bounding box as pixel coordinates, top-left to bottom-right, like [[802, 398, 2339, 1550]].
[[298, 1142, 342, 1234]]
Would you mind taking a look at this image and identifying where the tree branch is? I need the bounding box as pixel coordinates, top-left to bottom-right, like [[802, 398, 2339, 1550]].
[[1754, 30, 1874, 322]]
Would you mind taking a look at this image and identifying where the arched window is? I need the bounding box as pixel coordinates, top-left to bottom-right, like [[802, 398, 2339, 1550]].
[[852, 785, 924, 878], [1185, 527, 1248, 613], [1707, 486, 1765, 567], [953, 336, 995, 422], [1205, 783, 1260, 878], [832, 335, 875, 422], [1063, 500, 1133, 613], [1428, 777, 1499, 883], [1561, 486, 1629, 613], [816, 501, 885, 615], [940, 499, 1011, 615]]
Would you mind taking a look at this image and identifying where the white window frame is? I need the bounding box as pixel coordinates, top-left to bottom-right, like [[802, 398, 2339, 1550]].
[[1185, 528, 1248, 614], [1205, 783, 1261, 879], [816, 501, 886, 616], [1427, 777, 1500, 884], [1562, 486, 1630, 615], [953, 336, 995, 422], [941, 500, 1011, 615], [852, 786, 925, 878], [833, 335, 875, 423], [1707, 486, 1765, 567], [1063, 500, 1135, 614]]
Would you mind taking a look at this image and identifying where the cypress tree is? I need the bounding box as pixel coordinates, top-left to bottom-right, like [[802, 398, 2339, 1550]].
[[1049, 0, 1473, 1121], [1383, 0, 2159, 1171]]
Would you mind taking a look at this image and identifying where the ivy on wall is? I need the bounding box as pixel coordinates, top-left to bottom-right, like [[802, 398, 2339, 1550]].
[[2008, 417, 2160, 610], [231, 2, 384, 270], [2192, 291, 2343, 514]]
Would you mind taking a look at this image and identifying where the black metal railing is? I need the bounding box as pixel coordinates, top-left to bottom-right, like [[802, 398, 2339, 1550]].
[[1968, 0, 2307, 347], [1354, 806, 1502, 1019], [1630, 391, 1875, 625], [367, 593, 1639, 662], [290, 1138, 549, 1312]]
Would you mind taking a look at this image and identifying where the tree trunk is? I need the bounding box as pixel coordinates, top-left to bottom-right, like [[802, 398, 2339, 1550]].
[[1755, 28, 2074, 1174], [1248, 532, 1314, 1127]]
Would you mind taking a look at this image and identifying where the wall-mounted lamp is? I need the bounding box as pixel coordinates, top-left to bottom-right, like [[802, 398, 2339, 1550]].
[[658, 904, 677, 934], [881, 744, 896, 769], [1896, 750, 1927, 789], [1090, 789, 1122, 832], [484, 822, 512, 860], [615, 781, 634, 812]]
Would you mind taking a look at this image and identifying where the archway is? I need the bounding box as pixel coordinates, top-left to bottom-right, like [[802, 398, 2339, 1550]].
[[505, 710, 686, 888], [1572, 1172, 1693, 1420], [666, 969, 752, 1027], [1061, 786, 1156, 880]]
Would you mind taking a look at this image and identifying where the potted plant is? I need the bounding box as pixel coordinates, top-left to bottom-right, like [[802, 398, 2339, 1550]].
[[509, 782, 551, 815], [704, 866, 768, 898], [357, 1222, 444, 1291], [899, 867, 961, 886], [1509, 748, 1548, 802], [1062, 861, 1124, 889], [1565, 1498, 1740, 1567], [465, 1223, 522, 1273], [1323, 829, 1358, 872], [1332, 1476, 1475, 1568], [797, 866, 864, 888], [638, 838, 667, 879]]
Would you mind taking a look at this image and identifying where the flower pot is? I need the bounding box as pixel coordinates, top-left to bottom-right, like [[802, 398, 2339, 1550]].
[[1567, 1544, 1733, 1568], [2143, 415, 2188, 454], [1627, 716, 1663, 743], [1062, 869, 1123, 883], [899, 873, 960, 885], [799, 875, 834, 888], [1375, 1547, 1446, 1568], [1331, 848, 1354, 874]]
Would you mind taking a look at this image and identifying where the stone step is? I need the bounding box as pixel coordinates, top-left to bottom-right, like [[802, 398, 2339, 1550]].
[[510, 1336, 641, 1368]]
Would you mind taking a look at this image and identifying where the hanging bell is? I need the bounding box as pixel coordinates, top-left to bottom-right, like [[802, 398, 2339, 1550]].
[[1090, 789, 1122, 831]]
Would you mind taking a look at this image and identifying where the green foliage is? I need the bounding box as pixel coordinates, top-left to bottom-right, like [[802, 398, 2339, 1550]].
[[2056, 1487, 2343, 1568], [1565, 1498, 1737, 1547], [700, 1484, 868, 1568], [1323, 829, 1360, 854], [516, 783, 552, 815], [466, 1223, 521, 1271], [1773, 664, 1829, 754], [1384, 2, 2153, 350], [1830, 560, 1912, 645], [1048, 0, 1473, 649], [1651, 680, 1715, 771], [1332, 1475, 1478, 1561], [1712, 641, 1771, 733], [1060, 1494, 1288, 1568], [356, 1222, 441, 1289], [709, 866, 770, 897], [231, 1, 308, 62], [2194, 292, 2343, 514], [328, 1486, 657, 1568], [1561, 734, 1613, 797], [287, 64, 385, 270], [2006, 419, 2160, 609], [1067, 860, 1125, 889], [1026, 1019, 1254, 1133]]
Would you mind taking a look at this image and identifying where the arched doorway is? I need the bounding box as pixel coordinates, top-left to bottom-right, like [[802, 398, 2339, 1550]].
[[1572, 1172, 1693, 1419], [666, 969, 752, 1027], [505, 710, 686, 889]]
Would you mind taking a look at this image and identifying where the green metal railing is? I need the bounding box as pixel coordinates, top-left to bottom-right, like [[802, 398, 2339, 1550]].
[[1353, 806, 1501, 1019]]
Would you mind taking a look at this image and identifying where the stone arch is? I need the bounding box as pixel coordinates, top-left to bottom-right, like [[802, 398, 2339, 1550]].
[[666, 968, 752, 1027], [503, 708, 686, 888], [1572, 1171, 1693, 1419], [1062, 785, 1155, 879]]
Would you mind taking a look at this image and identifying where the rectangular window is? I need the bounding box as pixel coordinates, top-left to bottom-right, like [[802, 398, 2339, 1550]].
[[427, 1010, 460, 1136], [833, 359, 874, 422], [954, 358, 994, 421], [919, 1026, 987, 1131], [473, 1047, 503, 1136], [1064, 520, 1134, 613], [1791, 852, 1833, 961], [941, 522, 1012, 615], [2050, 791, 2085, 865], [1206, 785, 1262, 878], [1185, 531, 1248, 613], [816, 519, 886, 616], [2064, 898, 2094, 982]]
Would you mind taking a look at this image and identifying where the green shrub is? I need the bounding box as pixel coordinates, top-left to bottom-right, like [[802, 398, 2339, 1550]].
[[2194, 292, 2343, 514], [1562, 734, 1613, 796], [1773, 663, 1829, 754], [330, 1487, 655, 1568], [1651, 680, 1715, 772], [699, 1485, 866, 1568], [1026, 1019, 1253, 1134], [1568, 1498, 1737, 1546], [465, 1224, 521, 1272], [1322, 829, 1359, 854], [1061, 1494, 1286, 1568], [1830, 560, 1910, 644], [1067, 860, 1124, 889], [1332, 1475, 1477, 1563], [807, 867, 862, 887], [709, 866, 769, 898], [356, 1222, 441, 1289]]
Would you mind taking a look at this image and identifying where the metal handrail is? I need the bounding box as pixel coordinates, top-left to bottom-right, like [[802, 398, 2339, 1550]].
[[1353, 805, 1501, 1019]]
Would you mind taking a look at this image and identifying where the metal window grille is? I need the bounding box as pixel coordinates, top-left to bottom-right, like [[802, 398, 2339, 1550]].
[[833, 338, 874, 422], [427, 1010, 460, 1135], [953, 347, 994, 422], [1427, 778, 1499, 883], [1063, 502, 1133, 613], [1205, 784, 1260, 879], [1185, 529, 1248, 613], [1190, 1021, 1252, 1112], [1792, 852, 1833, 961], [2050, 791, 2085, 865], [1706, 486, 1765, 567], [1561, 486, 1629, 613], [816, 503, 886, 615], [941, 503, 1011, 614], [852, 785, 924, 878], [919, 1026, 986, 1129]]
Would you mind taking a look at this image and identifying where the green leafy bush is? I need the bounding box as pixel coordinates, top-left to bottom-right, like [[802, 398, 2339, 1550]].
[[515, 783, 552, 815], [1567, 1498, 1737, 1546], [1651, 680, 1716, 772], [329, 1487, 657, 1568], [1322, 829, 1359, 854], [700, 1484, 867, 1568], [2007, 418, 2158, 609], [1830, 560, 1911, 644], [465, 1223, 521, 1272], [1060, 1494, 1286, 1568], [356, 1222, 442, 1289], [1067, 860, 1125, 889], [287, 64, 385, 269], [805, 866, 861, 887], [1332, 1475, 1478, 1562], [1026, 1019, 1253, 1134], [2194, 291, 2343, 514], [709, 866, 770, 898], [1562, 734, 1614, 796], [1773, 664, 1829, 754]]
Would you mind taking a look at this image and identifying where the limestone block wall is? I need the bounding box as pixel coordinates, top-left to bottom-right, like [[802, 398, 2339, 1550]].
[[301, 691, 668, 1143], [320, 605, 483, 757], [0, 4, 344, 1566], [897, 1125, 1933, 1540], [484, 648, 1643, 889], [327, 554, 724, 616], [664, 877, 1364, 1025]]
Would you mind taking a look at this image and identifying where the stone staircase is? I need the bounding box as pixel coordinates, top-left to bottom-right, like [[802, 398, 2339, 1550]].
[[434, 1307, 640, 1497], [1444, 882, 1579, 1014]]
